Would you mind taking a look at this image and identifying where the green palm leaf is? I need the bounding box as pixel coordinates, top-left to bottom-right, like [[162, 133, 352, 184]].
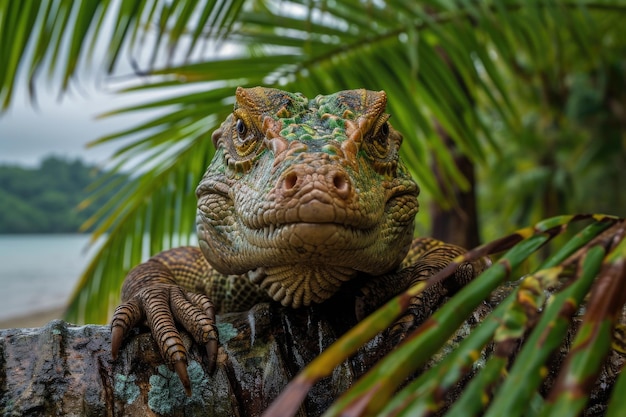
[[0, 0, 243, 107]]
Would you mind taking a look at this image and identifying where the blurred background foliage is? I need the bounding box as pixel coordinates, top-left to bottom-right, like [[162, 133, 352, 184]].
[[0, 157, 128, 233], [0, 0, 624, 324]]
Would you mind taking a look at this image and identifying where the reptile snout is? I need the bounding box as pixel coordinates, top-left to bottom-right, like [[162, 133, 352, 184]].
[[280, 165, 351, 200], [274, 160, 355, 224]]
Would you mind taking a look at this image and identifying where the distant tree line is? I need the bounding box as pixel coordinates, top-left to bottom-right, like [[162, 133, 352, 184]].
[[0, 156, 127, 233]]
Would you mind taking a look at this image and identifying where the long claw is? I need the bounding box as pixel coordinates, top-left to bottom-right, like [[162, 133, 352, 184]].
[[110, 299, 144, 361], [171, 290, 220, 374], [111, 326, 124, 360], [174, 360, 192, 396], [206, 338, 218, 374], [142, 287, 193, 392]]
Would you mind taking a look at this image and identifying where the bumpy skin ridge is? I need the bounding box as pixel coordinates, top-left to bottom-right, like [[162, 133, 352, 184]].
[[111, 87, 487, 393]]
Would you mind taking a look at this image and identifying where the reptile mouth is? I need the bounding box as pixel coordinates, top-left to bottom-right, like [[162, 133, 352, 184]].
[[243, 221, 377, 252]]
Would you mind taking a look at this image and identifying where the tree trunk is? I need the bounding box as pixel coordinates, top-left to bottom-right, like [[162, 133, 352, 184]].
[[430, 131, 481, 249]]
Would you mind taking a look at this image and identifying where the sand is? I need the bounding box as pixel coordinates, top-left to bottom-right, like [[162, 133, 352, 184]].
[[0, 306, 67, 329]]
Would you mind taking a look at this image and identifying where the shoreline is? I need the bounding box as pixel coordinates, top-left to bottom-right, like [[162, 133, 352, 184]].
[[0, 306, 67, 329]]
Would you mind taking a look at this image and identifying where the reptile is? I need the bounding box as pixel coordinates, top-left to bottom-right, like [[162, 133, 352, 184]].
[[110, 87, 487, 395]]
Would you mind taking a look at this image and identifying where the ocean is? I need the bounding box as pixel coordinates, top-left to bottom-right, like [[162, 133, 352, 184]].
[[0, 234, 101, 320]]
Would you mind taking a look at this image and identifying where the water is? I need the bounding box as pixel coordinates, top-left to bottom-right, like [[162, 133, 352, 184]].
[[0, 234, 100, 320]]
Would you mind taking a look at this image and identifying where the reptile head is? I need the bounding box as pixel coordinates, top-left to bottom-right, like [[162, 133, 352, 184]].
[[196, 87, 419, 308]]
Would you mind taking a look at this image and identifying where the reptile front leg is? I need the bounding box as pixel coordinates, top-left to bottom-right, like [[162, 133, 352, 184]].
[[355, 237, 490, 342], [110, 247, 219, 395], [111, 246, 271, 394]]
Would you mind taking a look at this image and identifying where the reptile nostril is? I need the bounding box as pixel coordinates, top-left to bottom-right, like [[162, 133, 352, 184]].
[[332, 172, 350, 197], [283, 172, 298, 191]]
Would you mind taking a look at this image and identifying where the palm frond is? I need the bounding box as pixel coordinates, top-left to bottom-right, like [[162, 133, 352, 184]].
[[66, 86, 233, 322], [0, 0, 244, 108]]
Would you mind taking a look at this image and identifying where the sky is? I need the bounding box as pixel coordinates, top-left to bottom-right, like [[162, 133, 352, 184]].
[[0, 84, 135, 168]]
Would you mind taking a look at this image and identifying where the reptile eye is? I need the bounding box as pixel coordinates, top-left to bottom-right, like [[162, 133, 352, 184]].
[[380, 122, 389, 137], [363, 116, 398, 175], [376, 122, 389, 147], [223, 112, 263, 170], [236, 119, 247, 136]]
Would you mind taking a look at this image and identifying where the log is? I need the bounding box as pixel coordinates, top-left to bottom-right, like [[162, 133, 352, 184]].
[[0, 301, 389, 417]]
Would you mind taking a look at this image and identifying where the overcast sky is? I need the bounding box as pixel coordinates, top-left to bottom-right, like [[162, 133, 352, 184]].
[[0, 84, 131, 167]]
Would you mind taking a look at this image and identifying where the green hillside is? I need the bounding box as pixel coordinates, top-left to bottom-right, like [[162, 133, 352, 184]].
[[0, 157, 126, 233]]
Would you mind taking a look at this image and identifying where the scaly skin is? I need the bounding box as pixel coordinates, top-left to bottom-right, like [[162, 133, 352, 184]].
[[111, 87, 487, 394]]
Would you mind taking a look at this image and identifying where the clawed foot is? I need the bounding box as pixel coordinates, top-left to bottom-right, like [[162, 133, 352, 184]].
[[389, 257, 490, 345], [111, 285, 218, 395]]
